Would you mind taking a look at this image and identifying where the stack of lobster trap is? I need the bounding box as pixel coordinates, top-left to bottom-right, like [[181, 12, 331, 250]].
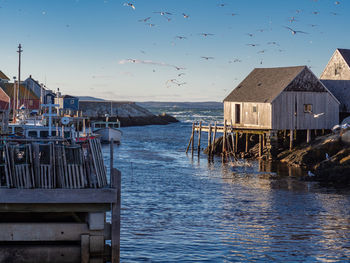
[[0, 138, 107, 189]]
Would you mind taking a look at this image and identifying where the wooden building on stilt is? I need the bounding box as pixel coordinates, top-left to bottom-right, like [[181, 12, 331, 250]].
[[222, 66, 340, 156], [320, 48, 350, 121]]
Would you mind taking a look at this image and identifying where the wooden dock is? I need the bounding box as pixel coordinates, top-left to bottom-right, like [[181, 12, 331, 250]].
[[186, 121, 269, 158], [0, 138, 121, 263]]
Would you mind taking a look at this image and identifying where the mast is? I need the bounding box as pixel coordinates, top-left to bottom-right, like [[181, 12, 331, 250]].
[[17, 44, 22, 111]]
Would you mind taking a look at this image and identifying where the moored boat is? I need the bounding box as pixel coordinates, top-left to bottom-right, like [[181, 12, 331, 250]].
[[92, 121, 122, 144]]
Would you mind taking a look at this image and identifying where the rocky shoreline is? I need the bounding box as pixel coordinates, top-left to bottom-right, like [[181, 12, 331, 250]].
[[205, 130, 350, 187]]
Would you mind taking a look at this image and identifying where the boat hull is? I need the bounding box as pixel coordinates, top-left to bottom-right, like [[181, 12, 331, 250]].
[[94, 127, 122, 144]]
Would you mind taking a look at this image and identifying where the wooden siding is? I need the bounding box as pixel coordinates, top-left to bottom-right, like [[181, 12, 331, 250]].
[[272, 91, 339, 130], [224, 101, 272, 129], [320, 49, 350, 80]]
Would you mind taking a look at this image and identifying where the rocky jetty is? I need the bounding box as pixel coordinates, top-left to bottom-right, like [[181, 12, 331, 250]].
[[79, 100, 178, 127]]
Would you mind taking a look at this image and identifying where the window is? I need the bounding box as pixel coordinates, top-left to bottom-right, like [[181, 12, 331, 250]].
[[235, 104, 241, 124], [28, 131, 37, 137], [40, 131, 49, 138], [70, 99, 75, 104], [29, 100, 33, 106], [304, 104, 313, 113], [252, 106, 257, 113]]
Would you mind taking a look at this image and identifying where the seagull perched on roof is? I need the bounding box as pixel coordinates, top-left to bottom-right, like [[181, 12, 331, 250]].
[[284, 26, 308, 35], [123, 2, 135, 10]]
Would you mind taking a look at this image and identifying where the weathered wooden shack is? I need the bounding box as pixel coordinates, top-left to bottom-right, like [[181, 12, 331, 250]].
[[2, 82, 40, 110], [224, 66, 339, 131], [320, 48, 350, 119]]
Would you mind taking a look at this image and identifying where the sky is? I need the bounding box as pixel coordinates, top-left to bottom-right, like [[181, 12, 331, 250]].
[[0, 0, 349, 102]]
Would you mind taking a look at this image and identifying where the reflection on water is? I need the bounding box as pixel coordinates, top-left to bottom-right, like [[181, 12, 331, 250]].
[[103, 121, 350, 262]]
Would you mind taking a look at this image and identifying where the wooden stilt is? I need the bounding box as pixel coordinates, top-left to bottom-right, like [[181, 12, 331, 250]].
[[290, 129, 294, 150], [245, 133, 249, 153], [230, 121, 234, 154], [186, 122, 195, 154], [306, 129, 311, 144], [259, 134, 262, 157], [208, 124, 212, 156], [198, 121, 202, 154], [211, 122, 217, 155], [322, 129, 325, 135], [235, 132, 238, 153], [262, 133, 265, 148], [222, 120, 227, 154]]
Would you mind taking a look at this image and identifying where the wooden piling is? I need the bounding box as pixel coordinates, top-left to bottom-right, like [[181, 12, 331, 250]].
[[211, 122, 217, 154], [110, 139, 114, 183], [208, 124, 212, 156], [111, 168, 121, 263], [245, 133, 249, 153], [185, 122, 195, 154], [235, 132, 238, 153], [222, 120, 227, 154], [198, 121, 202, 154], [306, 129, 311, 144], [259, 134, 263, 157], [290, 129, 294, 150]]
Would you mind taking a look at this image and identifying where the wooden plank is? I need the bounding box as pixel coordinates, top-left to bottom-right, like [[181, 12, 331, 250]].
[[0, 245, 80, 263], [88, 212, 105, 231], [90, 235, 105, 255], [197, 121, 202, 154], [81, 234, 90, 263], [0, 188, 118, 204], [111, 168, 121, 263], [0, 223, 105, 241], [0, 203, 111, 212]]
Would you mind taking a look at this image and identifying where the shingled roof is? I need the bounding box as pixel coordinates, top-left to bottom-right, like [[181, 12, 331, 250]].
[[337, 48, 350, 68], [0, 71, 10, 81], [224, 66, 306, 103]]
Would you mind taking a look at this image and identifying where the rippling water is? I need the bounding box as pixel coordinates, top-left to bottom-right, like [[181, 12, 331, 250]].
[[103, 107, 350, 262]]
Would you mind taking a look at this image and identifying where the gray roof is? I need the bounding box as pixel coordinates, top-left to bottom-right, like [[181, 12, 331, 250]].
[[224, 66, 306, 103], [337, 49, 350, 68]]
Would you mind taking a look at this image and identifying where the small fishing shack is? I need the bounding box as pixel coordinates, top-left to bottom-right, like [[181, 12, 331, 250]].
[[320, 48, 350, 120], [0, 137, 120, 263], [187, 66, 340, 159]]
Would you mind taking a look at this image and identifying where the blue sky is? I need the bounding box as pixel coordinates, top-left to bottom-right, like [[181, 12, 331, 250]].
[[0, 0, 349, 101]]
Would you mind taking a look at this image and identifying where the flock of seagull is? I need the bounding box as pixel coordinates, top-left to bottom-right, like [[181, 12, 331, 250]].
[[121, 1, 342, 88]]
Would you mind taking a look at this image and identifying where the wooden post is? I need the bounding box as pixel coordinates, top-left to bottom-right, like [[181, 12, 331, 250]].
[[110, 139, 114, 184], [186, 122, 195, 153], [211, 122, 217, 154], [259, 134, 262, 157], [197, 121, 202, 154], [208, 124, 212, 155], [245, 133, 249, 152], [230, 121, 234, 153], [290, 129, 294, 150], [262, 133, 265, 148], [222, 120, 227, 154], [111, 168, 121, 263], [235, 132, 238, 153], [306, 129, 311, 144]]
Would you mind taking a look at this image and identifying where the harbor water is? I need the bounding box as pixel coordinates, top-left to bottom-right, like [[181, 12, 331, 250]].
[[103, 107, 350, 262]]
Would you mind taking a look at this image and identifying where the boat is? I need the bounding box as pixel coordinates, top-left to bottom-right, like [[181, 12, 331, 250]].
[[91, 120, 122, 144]]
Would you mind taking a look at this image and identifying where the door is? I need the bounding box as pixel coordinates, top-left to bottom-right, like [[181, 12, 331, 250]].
[[235, 104, 241, 124]]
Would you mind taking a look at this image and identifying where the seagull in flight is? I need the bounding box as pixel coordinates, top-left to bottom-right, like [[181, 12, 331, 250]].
[[175, 36, 187, 40], [227, 13, 238, 16], [267, 41, 279, 46], [174, 66, 186, 71], [246, 33, 254, 37], [335, 1, 340, 4], [123, 2, 135, 10], [284, 26, 308, 35], [246, 43, 259, 47], [289, 16, 298, 23], [178, 73, 186, 77], [138, 17, 151, 22], [154, 11, 173, 16], [217, 3, 227, 7], [146, 23, 156, 27], [257, 50, 266, 54], [201, 56, 214, 60], [199, 33, 214, 37], [182, 13, 189, 18], [176, 82, 187, 87], [313, 112, 324, 118]]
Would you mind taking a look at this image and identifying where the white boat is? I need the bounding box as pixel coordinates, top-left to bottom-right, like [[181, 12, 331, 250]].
[[92, 121, 122, 144]]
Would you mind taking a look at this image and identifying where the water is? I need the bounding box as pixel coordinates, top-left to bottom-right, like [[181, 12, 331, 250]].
[[103, 107, 350, 262]]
